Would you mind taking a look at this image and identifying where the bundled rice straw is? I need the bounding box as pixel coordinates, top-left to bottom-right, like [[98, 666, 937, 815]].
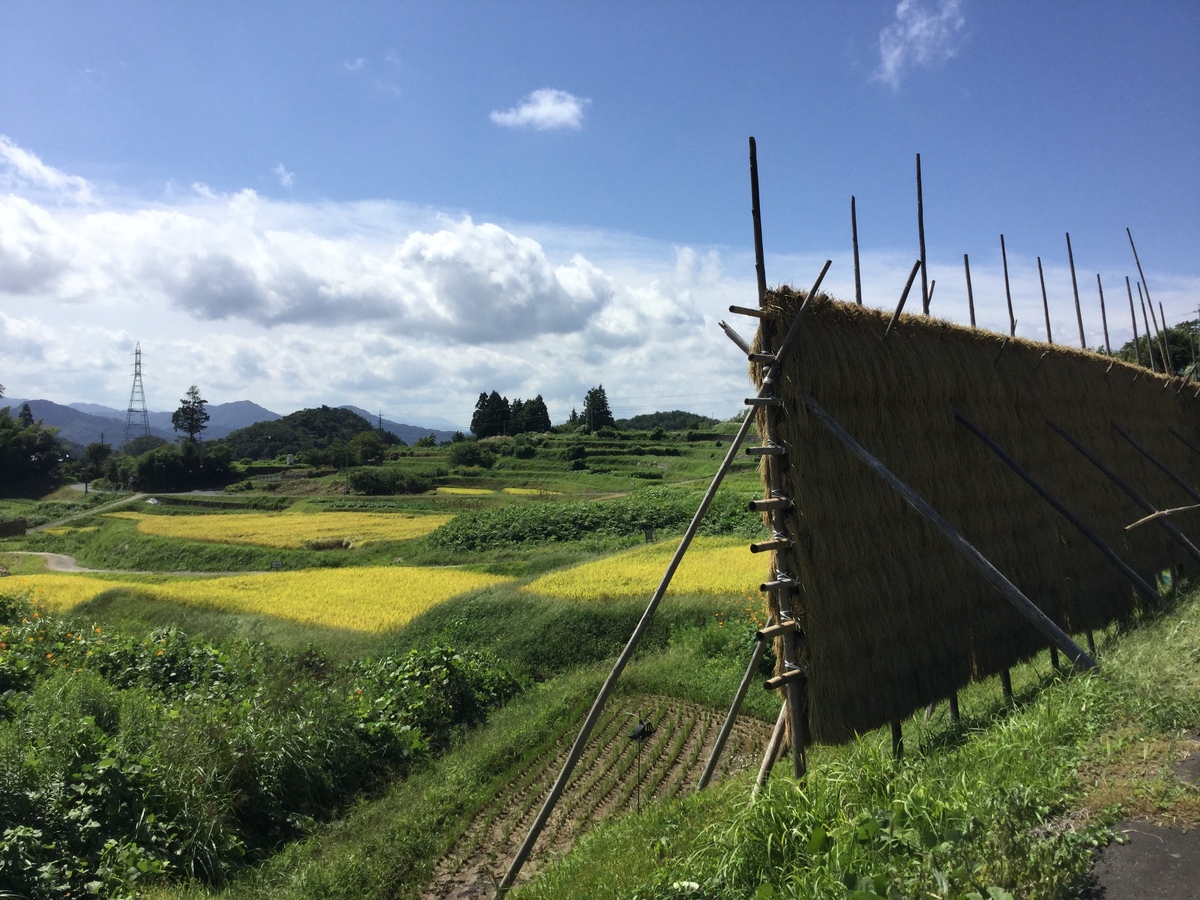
[[753, 289, 1200, 744]]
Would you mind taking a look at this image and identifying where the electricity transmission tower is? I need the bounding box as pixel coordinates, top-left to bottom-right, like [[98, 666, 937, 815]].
[[121, 342, 151, 450]]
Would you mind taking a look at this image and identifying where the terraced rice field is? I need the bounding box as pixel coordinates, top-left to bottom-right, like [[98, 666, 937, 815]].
[[421, 694, 773, 899], [105, 509, 452, 548], [10, 566, 511, 632], [521, 536, 766, 600]]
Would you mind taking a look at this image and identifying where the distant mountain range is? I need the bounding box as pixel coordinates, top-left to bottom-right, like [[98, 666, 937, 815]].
[[2, 398, 463, 450]]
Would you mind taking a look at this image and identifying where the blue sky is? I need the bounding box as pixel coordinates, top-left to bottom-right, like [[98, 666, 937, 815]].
[[1, 1, 1197, 428]]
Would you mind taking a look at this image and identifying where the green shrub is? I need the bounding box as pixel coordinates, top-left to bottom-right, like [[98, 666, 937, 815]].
[[0, 595, 520, 897]]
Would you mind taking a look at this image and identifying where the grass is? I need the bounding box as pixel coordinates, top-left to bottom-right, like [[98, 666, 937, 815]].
[[509, 590, 1200, 899]]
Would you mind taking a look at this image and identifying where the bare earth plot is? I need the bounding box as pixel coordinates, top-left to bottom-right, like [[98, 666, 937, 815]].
[[421, 694, 773, 900]]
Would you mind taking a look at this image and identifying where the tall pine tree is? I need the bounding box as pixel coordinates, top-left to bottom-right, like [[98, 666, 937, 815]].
[[582, 385, 615, 432]]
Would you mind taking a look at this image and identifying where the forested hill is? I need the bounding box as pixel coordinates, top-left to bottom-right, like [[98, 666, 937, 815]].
[[219, 405, 381, 459], [615, 410, 720, 431]]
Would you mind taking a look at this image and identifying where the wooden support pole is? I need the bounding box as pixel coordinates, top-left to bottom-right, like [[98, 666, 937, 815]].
[[948, 692, 960, 724], [750, 137, 767, 306], [1067, 232, 1086, 349], [1050, 645, 1061, 670], [1127, 276, 1143, 368], [1087, 631, 1097, 656], [1098, 274, 1112, 354], [697, 617, 774, 791], [884, 259, 923, 339], [964, 253, 976, 328], [891, 720, 904, 760], [1113, 423, 1200, 504], [852, 196, 862, 306], [1001, 234, 1016, 336], [802, 394, 1097, 669], [1038, 256, 1054, 344], [753, 703, 788, 797], [954, 411, 1161, 606], [1047, 419, 1200, 564], [917, 153, 929, 315], [1001, 669, 1014, 703]]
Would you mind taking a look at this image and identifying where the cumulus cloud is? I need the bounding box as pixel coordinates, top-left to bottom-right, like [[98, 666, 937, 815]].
[[343, 58, 366, 72], [0, 135, 95, 203], [273, 163, 295, 188], [874, 0, 966, 89], [490, 89, 590, 131], [0, 136, 759, 424]]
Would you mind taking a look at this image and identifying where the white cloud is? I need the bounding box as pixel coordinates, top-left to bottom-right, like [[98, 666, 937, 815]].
[[490, 88, 590, 131], [273, 163, 295, 188], [0, 135, 95, 203], [874, 0, 966, 89], [343, 58, 366, 72]]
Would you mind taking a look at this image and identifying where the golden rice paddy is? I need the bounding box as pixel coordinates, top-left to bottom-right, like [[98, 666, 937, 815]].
[[105, 510, 452, 549], [435, 487, 495, 496], [11, 566, 512, 632], [522, 536, 766, 601], [502, 487, 560, 496]]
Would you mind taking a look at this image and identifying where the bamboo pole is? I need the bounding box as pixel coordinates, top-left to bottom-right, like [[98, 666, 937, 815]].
[[1098, 274, 1112, 354], [1038, 256, 1053, 344], [917, 154, 929, 315], [1145, 284, 1173, 376], [1140, 287, 1157, 372], [1113, 423, 1200, 504], [1170, 427, 1200, 457], [1127, 228, 1165, 367], [954, 411, 1160, 606], [753, 704, 788, 797], [750, 137, 767, 305], [1066, 232, 1086, 349], [1161, 301, 1172, 373], [892, 720, 904, 760], [964, 254, 976, 328], [801, 393, 1097, 670], [852, 196, 862, 306], [697, 619, 774, 791], [1000, 669, 1014, 703], [496, 262, 835, 897], [1001, 234, 1016, 336], [1127, 276, 1143, 367], [884, 260, 923, 340], [1047, 419, 1200, 564], [719, 321, 751, 355]]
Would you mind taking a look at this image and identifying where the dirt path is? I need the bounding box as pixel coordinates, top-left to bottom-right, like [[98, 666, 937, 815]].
[[420, 694, 773, 900]]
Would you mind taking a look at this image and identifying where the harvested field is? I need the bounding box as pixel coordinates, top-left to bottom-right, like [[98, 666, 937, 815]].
[[104, 509, 452, 548], [10, 566, 512, 631], [421, 694, 772, 899], [521, 536, 763, 600]]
